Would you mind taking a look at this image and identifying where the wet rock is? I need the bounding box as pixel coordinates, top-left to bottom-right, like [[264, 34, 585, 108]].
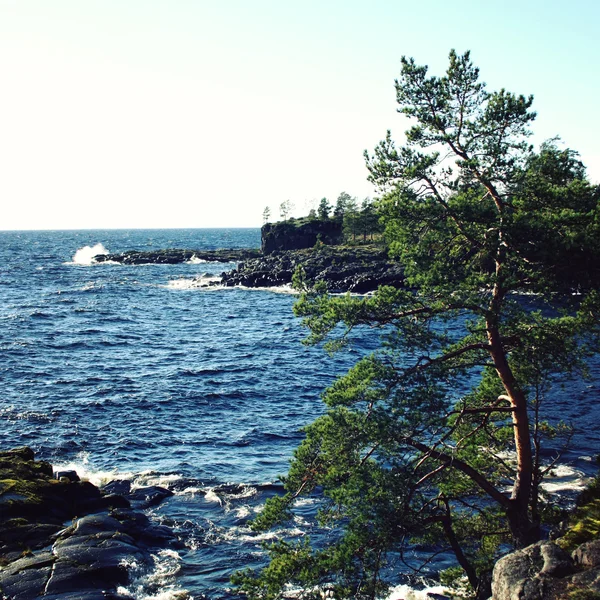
[[103, 479, 132, 496], [0, 448, 179, 600], [54, 469, 80, 482], [94, 248, 261, 264], [0, 552, 56, 600], [128, 484, 174, 509]]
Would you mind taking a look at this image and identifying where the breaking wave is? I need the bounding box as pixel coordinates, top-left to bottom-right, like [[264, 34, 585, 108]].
[[70, 243, 110, 265]]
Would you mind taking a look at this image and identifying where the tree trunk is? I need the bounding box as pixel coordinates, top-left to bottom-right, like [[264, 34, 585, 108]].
[[486, 317, 536, 547]]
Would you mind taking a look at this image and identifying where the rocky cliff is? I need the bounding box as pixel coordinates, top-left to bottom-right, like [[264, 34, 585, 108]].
[[261, 218, 343, 254]]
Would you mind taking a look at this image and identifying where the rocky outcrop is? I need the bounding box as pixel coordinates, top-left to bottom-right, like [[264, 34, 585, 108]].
[[491, 480, 600, 600], [261, 219, 343, 254], [0, 448, 178, 600], [90, 241, 404, 294], [220, 246, 404, 293], [491, 541, 574, 599], [93, 248, 261, 265]]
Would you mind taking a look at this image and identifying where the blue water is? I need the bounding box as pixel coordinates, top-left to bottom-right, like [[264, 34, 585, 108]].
[[1, 229, 599, 599]]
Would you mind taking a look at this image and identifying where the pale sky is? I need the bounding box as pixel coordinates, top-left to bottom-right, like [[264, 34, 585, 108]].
[[1, 0, 598, 230]]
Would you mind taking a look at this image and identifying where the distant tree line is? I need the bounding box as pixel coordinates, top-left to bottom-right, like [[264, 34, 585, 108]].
[[262, 192, 383, 243]]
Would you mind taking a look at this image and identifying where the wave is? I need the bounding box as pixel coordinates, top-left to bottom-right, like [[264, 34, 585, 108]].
[[387, 583, 448, 600], [164, 277, 296, 294], [0, 405, 53, 423], [540, 464, 591, 493], [69, 243, 110, 265], [164, 276, 222, 290], [117, 549, 190, 600], [185, 254, 207, 264]]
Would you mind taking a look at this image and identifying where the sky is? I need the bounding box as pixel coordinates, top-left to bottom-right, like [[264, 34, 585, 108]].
[[1, 0, 599, 230]]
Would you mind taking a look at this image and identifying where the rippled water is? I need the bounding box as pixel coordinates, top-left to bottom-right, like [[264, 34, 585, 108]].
[[1, 228, 599, 599]]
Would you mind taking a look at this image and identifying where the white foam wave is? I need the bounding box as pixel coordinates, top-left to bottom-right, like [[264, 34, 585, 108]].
[[174, 486, 204, 496], [117, 549, 190, 600], [163, 278, 297, 294], [540, 464, 591, 493], [52, 455, 133, 487], [185, 254, 207, 264], [70, 243, 110, 265], [165, 277, 222, 290], [225, 525, 305, 544], [387, 583, 448, 600], [233, 505, 251, 519], [204, 489, 223, 505], [131, 472, 184, 490]]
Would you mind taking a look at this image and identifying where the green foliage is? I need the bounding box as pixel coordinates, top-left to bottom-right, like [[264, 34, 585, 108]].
[[235, 50, 600, 599], [334, 192, 353, 219], [318, 198, 332, 220]]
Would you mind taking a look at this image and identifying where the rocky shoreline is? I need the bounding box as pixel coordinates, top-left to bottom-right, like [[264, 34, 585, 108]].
[[0, 448, 179, 600], [93, 246, 405, 293], [220, 246, 404, 293], [93, 248, 262, 265], [1, 447, 599, 598]]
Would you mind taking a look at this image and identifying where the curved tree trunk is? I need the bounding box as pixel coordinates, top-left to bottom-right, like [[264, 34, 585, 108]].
[[486, 312, 537, 547]]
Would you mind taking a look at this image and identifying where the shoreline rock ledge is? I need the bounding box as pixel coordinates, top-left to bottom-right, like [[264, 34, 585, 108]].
[[93, 248, 261, 265], [0, 447, 179, 600], [220, 246, 404, 293]]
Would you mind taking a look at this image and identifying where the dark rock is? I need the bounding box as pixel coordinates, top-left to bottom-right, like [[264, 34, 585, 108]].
[[0, 448, 179, 600], [573, 539, 600, 568], [0, 552, 56, 600], [0, 447, 36, 462], [128, 485, 174, 509], [0, 521, 62, 556], [54, 469, 80, 482], [101, 493, 131, 509], [261, 219, 343, 253], [94, 248, 261, 265], [221, 246, 404, 293], [103, 479, 132, 496]]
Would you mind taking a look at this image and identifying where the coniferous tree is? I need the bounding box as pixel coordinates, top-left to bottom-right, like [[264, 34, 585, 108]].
[[279, 200, 294, 222], [342, 196, 359, 241], [262, 206, 271, 224], [318, 197, 332, 220], [234, 51, 600, 600], [334, 191, 352, 219]]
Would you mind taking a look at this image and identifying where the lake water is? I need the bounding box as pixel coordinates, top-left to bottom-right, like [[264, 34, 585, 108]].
[[1, 228, 598, 599]]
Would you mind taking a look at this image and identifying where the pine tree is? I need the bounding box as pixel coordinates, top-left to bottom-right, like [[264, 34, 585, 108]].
[[234, 50, 600, 600]]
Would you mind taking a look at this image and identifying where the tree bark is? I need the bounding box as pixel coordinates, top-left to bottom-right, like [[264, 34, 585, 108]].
[[486, 314, 536, 547]]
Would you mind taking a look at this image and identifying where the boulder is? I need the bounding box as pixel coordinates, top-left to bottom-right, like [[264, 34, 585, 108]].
[[492, 541, 573, 600], [128, 484, 174, 509], [54, 470, 80, 482], [573, 539, 600, 568]]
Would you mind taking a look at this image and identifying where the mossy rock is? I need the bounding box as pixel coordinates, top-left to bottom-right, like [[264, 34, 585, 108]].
[[557, 499, 600, 553]]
